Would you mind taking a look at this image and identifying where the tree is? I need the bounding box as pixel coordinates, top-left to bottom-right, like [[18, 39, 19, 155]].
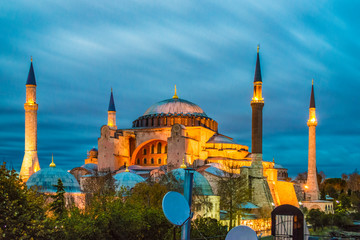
[[191, 217, 227, 239], [295, 172, 307, 183], [217, 164, 248, 229], [306, 209, 323, 231], [321, 178, 347, 199], [127, 182, 168, 209], [0, 162, 52, 239], [50, 178, 66, 218], [347, 169, 360, 192]]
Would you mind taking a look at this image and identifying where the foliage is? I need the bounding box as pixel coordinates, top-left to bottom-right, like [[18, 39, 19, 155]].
[[217, 164, 249, 229], [1, 162, 231, 240], [50, 178, 67, 218], [191, 217, 227, 239], [306, 209, 352, 231], [321, 178, 347, 199], [62, 193, 172, 240], [0, 162, 53, 239], [335, 193, 351, 212], [127, 182, 168, 209], [346, 169, 360, 192], [307, 209, 323, 231]]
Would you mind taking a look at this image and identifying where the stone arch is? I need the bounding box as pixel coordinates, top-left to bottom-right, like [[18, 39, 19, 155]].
[[131, 139, 167, 166], [309, 205, 321, 210]]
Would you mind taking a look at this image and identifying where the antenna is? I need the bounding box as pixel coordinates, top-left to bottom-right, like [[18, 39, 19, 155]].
[[162, 191, 191, 226], [225, 225, 258, 240]]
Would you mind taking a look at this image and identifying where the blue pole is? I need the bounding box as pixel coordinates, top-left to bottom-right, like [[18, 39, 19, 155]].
[[182, 168, 194, 240]]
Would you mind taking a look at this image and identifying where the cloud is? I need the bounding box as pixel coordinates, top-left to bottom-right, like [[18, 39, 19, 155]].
[[0, 0, 358, 177]]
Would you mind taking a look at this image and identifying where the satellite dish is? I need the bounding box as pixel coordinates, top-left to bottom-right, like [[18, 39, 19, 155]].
[[162, 191, 190, 226], [225, 225, 258, 240]]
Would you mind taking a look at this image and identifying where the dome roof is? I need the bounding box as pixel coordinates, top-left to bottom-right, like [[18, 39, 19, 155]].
[[207, 134, 235, 144], [166, 168, 214, 196], [27, 167, 81, 193], [143, 98, 207, 117], [81, 163, 98, 172], [113, 171, 145, 191]]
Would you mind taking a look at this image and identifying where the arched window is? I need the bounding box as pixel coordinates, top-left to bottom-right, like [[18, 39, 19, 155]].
[[151, 158, 154, 164], [137, 159, 140, 165], [143, 148, 147, 155], [158, 158, 161, 164], [165, 145, 167, 153], [151, 145, 155, 154], [157, 143, 162, 153], [144, 158, 147, 164]]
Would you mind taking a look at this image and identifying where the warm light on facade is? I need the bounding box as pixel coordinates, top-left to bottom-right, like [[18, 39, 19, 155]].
[[307, 108, 317, 126], [251, 82, 264, 103]]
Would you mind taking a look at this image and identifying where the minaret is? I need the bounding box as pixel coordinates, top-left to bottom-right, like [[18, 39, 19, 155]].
[[250, 45, 265, 175], [107, 88, 117, 129], [20, 57, 41, 182], [306, 80, 319, 200]]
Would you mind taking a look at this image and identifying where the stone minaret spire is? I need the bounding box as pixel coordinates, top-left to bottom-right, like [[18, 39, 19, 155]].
[[250, 45, 265, 175], [306, 80, 319, 200], [107, 88, 117, 129], [20, 57, 41, 182]]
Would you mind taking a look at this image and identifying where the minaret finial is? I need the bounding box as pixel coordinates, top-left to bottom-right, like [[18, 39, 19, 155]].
[[272, 157, 275, 163], [111, 87, 113, 93], [50, 154, 56, 167], [257, 44, 260, 53], [180, 157, 187, 168], [173, 85, 179, 99], [31, 56, 33, 62], [312, 79, 314, 85], [125, 164, 129, 172]]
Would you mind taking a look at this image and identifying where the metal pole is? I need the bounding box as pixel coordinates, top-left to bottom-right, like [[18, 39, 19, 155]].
[[181, 168, 194, 240]]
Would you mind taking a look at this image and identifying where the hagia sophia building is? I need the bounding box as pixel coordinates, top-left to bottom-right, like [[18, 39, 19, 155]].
[[19, 46, 332, 226]]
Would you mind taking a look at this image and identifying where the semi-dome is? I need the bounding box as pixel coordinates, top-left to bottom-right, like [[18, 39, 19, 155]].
[[143, 98, 207, 117], [27, 165, 81, 193], [113, 171, 145, 191], [164, 168, 214, 196], [207, 134, 236, 144], [81, 163, 98, 172]]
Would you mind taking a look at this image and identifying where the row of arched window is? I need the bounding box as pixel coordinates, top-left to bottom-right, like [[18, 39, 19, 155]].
[[137, 158, 164, 165], [278, 171, 288, 178], [143, 143, 167, 155]]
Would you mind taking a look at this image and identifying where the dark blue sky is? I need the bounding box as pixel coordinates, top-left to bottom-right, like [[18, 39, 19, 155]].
[[1, 1, 359, 178]]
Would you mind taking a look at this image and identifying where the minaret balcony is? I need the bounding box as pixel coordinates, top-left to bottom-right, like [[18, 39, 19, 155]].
[[24, 103, 38, 111], [307, 118, 318, 127], [251, 98, 264, 104]]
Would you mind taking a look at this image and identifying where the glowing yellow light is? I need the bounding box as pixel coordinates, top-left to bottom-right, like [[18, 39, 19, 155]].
[[304, 185, 309, 189], [180, 158, 187, 168]]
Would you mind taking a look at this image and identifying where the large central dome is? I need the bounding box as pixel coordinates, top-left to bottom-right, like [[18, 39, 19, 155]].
[[132, 88, 218, 131], [143, 98, 207, 117]]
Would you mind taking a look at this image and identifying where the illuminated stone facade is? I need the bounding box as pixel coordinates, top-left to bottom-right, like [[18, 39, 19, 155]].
[[20, 60, 41, 182], [96, 48, 299, 210]]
